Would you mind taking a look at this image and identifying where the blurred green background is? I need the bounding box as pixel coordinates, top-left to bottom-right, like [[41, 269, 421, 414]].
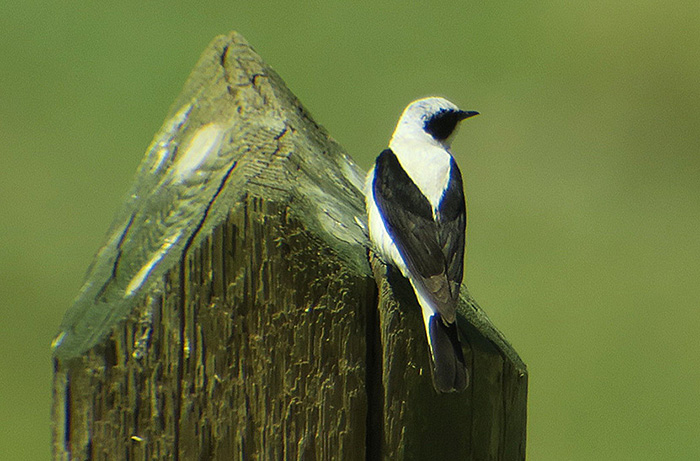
[[2, 2, 699, 459]]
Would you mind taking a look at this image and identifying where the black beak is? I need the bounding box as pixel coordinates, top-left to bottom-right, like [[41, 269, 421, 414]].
[[457, 110, 480, 120]]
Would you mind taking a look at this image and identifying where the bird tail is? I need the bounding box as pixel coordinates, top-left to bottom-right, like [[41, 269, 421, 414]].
[[427, 314, 469, 393]]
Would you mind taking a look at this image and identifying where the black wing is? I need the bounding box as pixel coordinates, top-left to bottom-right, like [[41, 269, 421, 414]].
[[372, 149, 466, 323], [437, 157, 467, 305]]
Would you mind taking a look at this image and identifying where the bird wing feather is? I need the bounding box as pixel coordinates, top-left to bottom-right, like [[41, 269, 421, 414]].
[[372, 149, 466, 323]]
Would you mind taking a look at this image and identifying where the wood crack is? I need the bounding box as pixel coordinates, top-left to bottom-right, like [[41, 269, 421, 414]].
[[95, 212, 136, 301]]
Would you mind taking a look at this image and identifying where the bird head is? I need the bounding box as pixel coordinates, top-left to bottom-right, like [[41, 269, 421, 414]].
[[390, 97, 479, 149]]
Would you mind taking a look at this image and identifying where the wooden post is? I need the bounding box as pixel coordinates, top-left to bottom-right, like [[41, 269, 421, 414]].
[[52, 32, 527, 460]]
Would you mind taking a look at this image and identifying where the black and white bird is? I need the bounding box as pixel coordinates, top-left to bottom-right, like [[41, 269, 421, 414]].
[[365, 97, 478, 393]]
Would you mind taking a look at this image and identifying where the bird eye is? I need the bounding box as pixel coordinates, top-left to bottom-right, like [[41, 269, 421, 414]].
[[423, 110, 459, 141]]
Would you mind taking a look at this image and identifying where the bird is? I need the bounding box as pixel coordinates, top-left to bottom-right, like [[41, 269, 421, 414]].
[[365, 97, 478, 392]]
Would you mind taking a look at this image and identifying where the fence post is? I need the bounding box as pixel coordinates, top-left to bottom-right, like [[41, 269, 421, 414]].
[[51, 31, 527, 460]]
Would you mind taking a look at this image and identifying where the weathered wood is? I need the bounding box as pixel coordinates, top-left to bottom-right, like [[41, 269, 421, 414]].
[[370, 256, 527, 460], [52, 31, 527, 460]]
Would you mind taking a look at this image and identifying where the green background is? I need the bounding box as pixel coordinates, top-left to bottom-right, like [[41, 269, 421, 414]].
[[2, 2, 699, 459]]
